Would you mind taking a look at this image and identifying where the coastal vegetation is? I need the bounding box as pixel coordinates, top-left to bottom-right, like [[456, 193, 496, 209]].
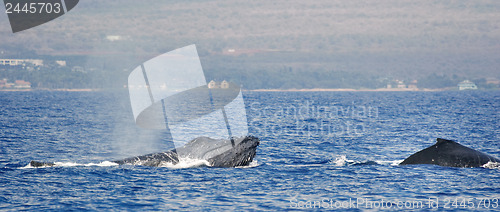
[[0, 57, 497, 90]]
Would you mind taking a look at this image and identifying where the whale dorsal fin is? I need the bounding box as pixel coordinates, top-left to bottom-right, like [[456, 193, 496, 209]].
[[436, 138, 454, 145]]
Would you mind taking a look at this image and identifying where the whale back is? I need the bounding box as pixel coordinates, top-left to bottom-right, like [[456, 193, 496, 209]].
[[113, 136, 259, 167], [400, 138, 500, 168]]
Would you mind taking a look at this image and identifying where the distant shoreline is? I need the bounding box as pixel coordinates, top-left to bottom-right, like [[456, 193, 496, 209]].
[[0, 88, 96, 92], [248, 88, 454, 92], [1, 88, 495, 92]]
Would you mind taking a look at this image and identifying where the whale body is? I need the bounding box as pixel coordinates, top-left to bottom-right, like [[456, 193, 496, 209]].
[[30, 136, 260, 168], [400, 138, 500, 168]]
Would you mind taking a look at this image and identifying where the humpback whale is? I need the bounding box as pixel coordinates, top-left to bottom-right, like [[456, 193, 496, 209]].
[[30, 45, 261, 169], [114, 136, 259, 167], [29, 136, 259, 168], [400, 138, 500, 168]]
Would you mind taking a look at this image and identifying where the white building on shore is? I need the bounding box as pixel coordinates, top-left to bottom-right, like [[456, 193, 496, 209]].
[[0, 59, 44, 66], [458, 80, 477, 90]]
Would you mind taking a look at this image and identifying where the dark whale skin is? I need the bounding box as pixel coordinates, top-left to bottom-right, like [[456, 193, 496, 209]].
[[29, 136, 259, 168], [112, 136, 259, 167], [400, 138, 500, 168]]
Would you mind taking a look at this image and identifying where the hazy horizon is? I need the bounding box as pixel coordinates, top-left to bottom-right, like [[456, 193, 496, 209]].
[[1, 0, 499, 88]]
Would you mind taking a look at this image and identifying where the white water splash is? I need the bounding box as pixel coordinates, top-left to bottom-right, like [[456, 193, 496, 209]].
[[236, 160, 259, 168], [330, 156, 403, 166], [21, 161, 119, 169], [482, 161, 500, 169], [20, 158, 259, 169], [331, 155, 354, 166], [158, 157, 210, 169], [375, 159, 404, 166]]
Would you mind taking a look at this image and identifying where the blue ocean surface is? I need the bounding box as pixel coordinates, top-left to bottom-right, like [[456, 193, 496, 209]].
[[1, 91, 499, 211]]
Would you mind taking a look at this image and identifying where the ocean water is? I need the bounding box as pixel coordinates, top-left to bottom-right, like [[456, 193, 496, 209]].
[[1, 91, 499, 211]]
